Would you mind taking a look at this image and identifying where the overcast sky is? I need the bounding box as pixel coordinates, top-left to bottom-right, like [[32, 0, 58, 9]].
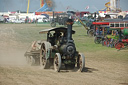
[[0, 0, 128, 12]]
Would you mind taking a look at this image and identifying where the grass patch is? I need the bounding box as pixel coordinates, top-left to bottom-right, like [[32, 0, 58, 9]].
[[12, 24, 128, 61]]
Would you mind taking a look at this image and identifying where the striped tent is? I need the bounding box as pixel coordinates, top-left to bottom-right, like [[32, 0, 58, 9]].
[[36, 3, 52, 12]]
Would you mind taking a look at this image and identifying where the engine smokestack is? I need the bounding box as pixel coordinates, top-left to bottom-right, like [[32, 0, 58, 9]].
[[66, 19, 73, 43]]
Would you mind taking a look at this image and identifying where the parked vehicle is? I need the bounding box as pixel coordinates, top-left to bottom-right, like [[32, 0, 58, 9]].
[[37, 17, 49, 23], [12, 19, 25, 23], [0, 15, 5, 23]]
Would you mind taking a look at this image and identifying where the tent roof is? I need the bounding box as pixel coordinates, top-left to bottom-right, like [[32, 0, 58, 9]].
[[36, 3, 52, 12]]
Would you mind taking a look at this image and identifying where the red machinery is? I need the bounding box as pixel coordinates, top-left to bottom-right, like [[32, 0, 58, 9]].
[[108, 21, 128, 49], [92, 20, 128, 50]]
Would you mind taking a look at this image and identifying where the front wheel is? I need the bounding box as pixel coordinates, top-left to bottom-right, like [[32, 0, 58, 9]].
[[77, 53, 85, 72], [54, 53, 61, 72], [51, 22, 56, 27], [115, 42, 124, 50], [87, 29, 94, 37], [94, 37, 101, 44]]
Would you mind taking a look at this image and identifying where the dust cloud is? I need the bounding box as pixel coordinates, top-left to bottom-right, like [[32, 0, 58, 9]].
[[0, 25, 27, 66], [0, 48, 27, 66]]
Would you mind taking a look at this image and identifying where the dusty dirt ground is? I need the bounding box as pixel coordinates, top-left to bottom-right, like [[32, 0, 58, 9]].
[[0, 24, 128, 85]]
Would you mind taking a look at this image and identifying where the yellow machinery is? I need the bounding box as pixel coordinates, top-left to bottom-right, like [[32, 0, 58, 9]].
[[103, 0, 121, 12], [105, 2, 110, 11], [27, 0, 30, 14]]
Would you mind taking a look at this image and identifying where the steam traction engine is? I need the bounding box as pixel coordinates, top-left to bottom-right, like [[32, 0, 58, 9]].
[[24, 19, 85, 72], [50, 12, 69, 27]]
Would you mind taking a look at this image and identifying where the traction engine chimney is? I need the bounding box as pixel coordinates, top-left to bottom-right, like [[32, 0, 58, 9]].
[[66, 19, 73, 43]]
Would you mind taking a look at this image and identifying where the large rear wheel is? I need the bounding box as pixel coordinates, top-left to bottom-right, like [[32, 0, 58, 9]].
[[40, 42, 51, 69]]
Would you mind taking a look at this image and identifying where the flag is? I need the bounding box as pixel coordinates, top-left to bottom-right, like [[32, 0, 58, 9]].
[[85, 6, 89, 9]]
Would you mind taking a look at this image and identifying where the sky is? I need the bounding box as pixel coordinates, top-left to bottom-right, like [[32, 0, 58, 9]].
[[0, 0, 128, 12]]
